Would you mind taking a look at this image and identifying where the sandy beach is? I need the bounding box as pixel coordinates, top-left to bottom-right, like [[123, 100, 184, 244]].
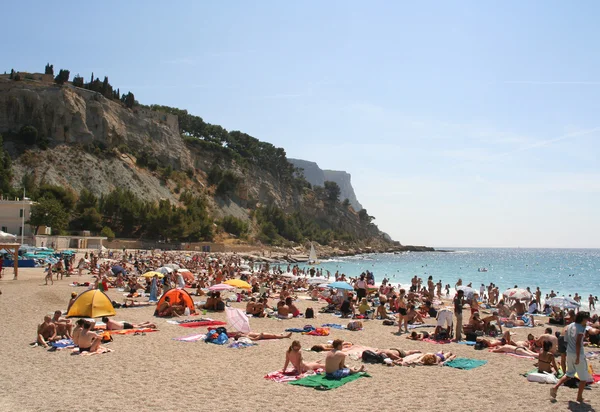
[[0, 267, 598, 412]]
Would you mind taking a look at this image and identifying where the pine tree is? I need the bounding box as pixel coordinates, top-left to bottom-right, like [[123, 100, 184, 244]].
[[9, 69, 14, 79], [44, 63, 54, 75]]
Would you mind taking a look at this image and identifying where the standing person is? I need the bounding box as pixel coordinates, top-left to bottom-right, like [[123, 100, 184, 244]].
[[427, 276, 435, 300], [397, 289, 409, 334], [453, 290, 465, 341], [551, 312, 591, 403], [589, 295, 595, 311], [535, 287, 542, 309], [355, 274, 368, 301], [45, 263, 54, 285]]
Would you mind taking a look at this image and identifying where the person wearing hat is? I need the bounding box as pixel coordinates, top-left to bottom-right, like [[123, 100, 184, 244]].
[[67, 292, 78, 312]]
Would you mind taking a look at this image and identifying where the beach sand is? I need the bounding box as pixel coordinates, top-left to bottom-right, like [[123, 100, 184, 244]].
[[0, 268, 597, 411]]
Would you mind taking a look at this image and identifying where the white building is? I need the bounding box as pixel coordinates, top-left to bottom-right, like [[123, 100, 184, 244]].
[[0, 198, 34, 237]]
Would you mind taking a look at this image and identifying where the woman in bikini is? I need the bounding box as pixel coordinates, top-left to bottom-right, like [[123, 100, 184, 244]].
[[490, 344, 539, 358], [282, 341, 324, 373], [537, 340, 559, 375], [397, 289, 408, 334], [406, 331, 430, 341], [396, 351, 456, 366]]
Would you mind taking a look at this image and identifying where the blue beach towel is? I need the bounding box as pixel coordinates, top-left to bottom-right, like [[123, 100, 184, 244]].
[[444, 358, 487, 370], [322, 323, 345, 330]]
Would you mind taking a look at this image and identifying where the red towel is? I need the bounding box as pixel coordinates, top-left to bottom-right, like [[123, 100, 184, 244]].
[[264, 369, 322, 383], [179, 320, 227, 328], [109, 328, 158, 335], [423, 338, 451, 344]]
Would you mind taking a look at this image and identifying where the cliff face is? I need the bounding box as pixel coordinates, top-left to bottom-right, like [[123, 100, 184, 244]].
[[289, 158, 363, 211], [0, 75, 392, 247], [0, 78, 193, 171]]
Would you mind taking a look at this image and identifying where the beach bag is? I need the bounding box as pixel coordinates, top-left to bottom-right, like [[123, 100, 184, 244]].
[[474, 341, 485, 350], [101, 331, 113, 343], [466, 332, 478, 342], [382, 320, 395, 326], [305, 308, 314, 319], [527, 372, 558, 384], [362, 350, 386, 364]]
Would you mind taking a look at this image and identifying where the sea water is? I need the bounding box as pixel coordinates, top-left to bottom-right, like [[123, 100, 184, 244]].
[[300, 248, 600, 309]]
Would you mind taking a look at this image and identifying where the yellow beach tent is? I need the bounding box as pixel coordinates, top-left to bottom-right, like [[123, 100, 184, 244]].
[[66, 289, 116, 318]]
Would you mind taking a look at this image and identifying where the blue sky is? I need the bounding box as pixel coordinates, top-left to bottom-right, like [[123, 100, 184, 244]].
[[3, 1, 600, 248]]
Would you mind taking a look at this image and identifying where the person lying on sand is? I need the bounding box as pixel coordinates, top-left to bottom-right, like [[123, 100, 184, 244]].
[[36, 316, 57, 348], [282, 340, 325, 373], [490, 344, 539, 358], [396, 351, 456, 366], [407, 331, 430, 340], [376, 348, 421, 361], [325, 339, 365, 379], [101, 317, 157, 330], [310, 342, 354, 352], [229, 331, 292, 341]]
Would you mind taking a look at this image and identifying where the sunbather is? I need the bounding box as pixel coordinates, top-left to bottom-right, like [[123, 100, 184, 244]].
[[537, 340, 559, 375], [407, 331, 430, 340], [376, 348, 421, 361], [396, 351, 456, 366], [490, 344, 539, 358], [325, 339, 365, 378], [406, 304, 424, 324], [36, 316, 57, 348], [229, 331, 292, 341], [310, 342, 354, 352], [51, 310, 73, 339], [77, 320, 104, 353], [282, 340, 324, 373], [101, 317, 157, 330]]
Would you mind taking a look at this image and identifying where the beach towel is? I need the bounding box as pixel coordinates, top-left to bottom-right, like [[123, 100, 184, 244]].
[[489, 350, 536, 360], [71, 347, 113, 356], [457, 341, 477, 346], [50, 339, 75, 350], [264, 369, 320, 383], [522, 368, 564, 379], [108, 328, 158, 335], [423, 338, 451, 345], [179, 320, 227, 328], [444, 358, 487, 370], [286, 326, 315, 333], [408, 324, 435, 330], [304, 327, 330, 336], [228, 341, 257, 349], [321, 323, 345, 330], [173, 333, 207, 342], [289, 372, 370, 390], [585, 351, 600, 360]]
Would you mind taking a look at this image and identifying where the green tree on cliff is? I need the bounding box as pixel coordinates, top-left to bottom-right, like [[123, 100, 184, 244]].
[[0, 134, 14, 196], [54, 69, 70, 85], [44, 63, 54, 75], [72, 74, 84, 88], [123, 92, 135, 108], [28, 198, 69, 234], [324, 181, 341, 203]]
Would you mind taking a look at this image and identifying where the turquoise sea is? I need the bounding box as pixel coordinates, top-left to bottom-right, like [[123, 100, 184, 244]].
[[300, 248, 600, 309]]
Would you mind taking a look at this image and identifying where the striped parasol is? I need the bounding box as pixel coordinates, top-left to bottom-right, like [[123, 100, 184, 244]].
[[226, 306, 251, 333]]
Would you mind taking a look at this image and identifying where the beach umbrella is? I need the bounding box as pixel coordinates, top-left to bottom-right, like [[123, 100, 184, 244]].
[[142, 271, 165, 278], [225, 306, 251, 333], [224, 279, 252, 289], [0, 230, 17, 240], [307, 277, 329, 284], [503, 288, 532, 301], [156, 266, 174, 274], [240, 270, 253, 275], [165, 263, 181, 270], [327, 281, 354, 291], [280, 272, 296, 278], [111, 265, 127, 275], [209, 283, 235, 292], [456, 286, 477, 299], [180, 271, 195, 284], [240, 264, 251, 270], [547, 297, 580, 310]]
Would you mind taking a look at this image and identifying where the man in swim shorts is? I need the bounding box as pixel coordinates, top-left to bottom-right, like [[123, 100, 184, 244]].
[[101, 317, 157, 330], [325, 339, 365, 379], [551, 312, 591, 403]]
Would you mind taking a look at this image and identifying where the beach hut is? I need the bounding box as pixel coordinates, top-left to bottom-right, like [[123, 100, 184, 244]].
[[66, 290, 116, 318], [154, 288, 195, 317]]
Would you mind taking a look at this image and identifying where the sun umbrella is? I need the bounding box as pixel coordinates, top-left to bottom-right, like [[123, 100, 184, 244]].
[[240, 264, 251, 270], [307, 277, 329, 284], [240, 270, 253, 275], [547, 296, 580, 310], [156, 267, 174, 274], [224, 279, 252, 289], [180, 272, 195, 283], [209, 283, 235, 291], [456, 286, 477, 299], [164, 263, 181, 270], [225, 306, 251, 333], [327, 281, 354, 291], [111, 265, 126, 275], [280, 272, 296, 278], [142, 271, 165, 278], [503, 288, 532, 301]]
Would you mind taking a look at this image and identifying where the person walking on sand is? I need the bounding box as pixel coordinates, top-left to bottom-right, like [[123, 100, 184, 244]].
[[551, 311, 591, 403], [454, 289, 465, 341]]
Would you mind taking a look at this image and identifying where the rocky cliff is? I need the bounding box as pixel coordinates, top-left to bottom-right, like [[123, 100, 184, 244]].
[[289, 158, 363, 211]]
